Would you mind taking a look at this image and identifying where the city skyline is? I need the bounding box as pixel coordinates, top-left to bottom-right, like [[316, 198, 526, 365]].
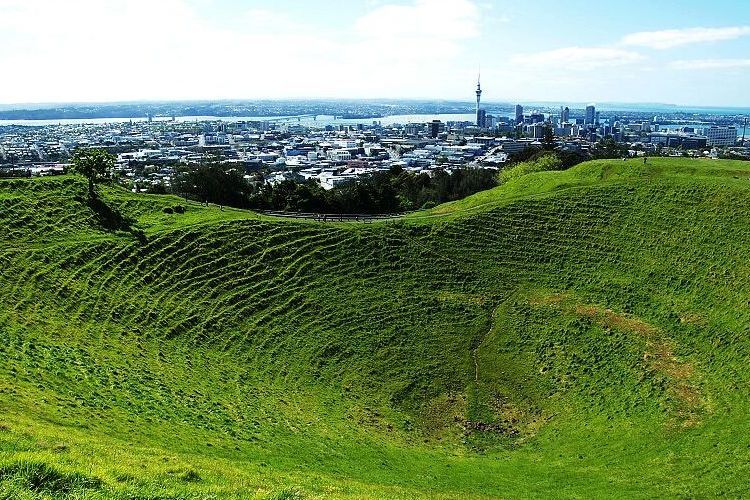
[[1, 0, 749, 106]]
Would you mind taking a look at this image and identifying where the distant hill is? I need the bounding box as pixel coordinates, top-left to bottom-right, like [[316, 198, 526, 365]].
[[0, 99, 747, 120], [1, 157, 750, 498], [0, 99, 478, 120]]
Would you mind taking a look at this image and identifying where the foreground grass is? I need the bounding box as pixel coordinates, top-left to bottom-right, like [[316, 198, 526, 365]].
[[1, 157, 750, 497]]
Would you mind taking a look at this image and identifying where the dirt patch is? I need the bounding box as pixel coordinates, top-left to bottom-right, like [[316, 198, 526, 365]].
[[464, 420, 519, 437], [536, 294, 707, 427], [575, 305, 658, 337], [679, 312, 706, 326], [419, 392, 467, 438]]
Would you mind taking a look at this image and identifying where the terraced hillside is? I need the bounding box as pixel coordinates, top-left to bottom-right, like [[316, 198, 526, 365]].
[[2, 158, 750, 498]]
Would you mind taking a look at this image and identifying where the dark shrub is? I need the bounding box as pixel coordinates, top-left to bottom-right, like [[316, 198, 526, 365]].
[[0, 461, 102, 495]]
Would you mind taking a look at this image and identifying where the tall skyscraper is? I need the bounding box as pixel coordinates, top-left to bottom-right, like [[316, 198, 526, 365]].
[[475, 73, 483, 127], [561, 106, 570, 124], [429, 120, 442, 138], [585, 105, 596, 126], [515, 104, 524, 125], [477, 109, 487, 129]]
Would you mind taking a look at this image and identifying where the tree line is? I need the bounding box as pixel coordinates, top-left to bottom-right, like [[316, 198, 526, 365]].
[[70, 140, 620, 214], [165, 147, 604, 213], [171, 164, 499, 214]]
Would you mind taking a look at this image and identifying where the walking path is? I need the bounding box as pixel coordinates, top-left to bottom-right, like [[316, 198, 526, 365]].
[[256, 210, 409, 223]]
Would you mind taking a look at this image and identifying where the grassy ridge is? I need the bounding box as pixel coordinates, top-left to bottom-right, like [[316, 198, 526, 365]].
[[1, 157, 750, 498]]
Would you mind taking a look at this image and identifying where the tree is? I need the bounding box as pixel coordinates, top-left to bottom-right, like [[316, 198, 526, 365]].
[[592, 136, 628, 160], [542, 123, 555, 151], [173, 159, 253, 208], [71, 148, 116, 197]]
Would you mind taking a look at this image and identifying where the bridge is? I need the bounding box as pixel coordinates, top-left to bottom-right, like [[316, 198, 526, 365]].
[[261, 115, 318, 123]]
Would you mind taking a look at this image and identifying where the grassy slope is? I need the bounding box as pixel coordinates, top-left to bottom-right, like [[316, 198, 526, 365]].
[[1, 157, 750, 498]]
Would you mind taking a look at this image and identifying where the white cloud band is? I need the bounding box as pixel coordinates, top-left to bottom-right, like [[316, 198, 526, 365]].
[[510, 47, 644, 71], [669, 59, 750, 70], [621, 26, 750, 49]]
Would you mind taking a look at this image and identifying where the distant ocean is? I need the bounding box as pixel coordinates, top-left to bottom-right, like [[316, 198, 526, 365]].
[[0, 109, 747, 128], [0, 114, 479, 127]]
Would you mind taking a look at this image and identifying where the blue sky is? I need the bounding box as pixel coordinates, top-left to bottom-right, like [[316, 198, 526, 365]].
[[1, 0, 749, 106]]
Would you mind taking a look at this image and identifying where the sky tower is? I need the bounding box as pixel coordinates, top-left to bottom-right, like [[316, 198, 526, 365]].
[[475, 72, 483, 127]]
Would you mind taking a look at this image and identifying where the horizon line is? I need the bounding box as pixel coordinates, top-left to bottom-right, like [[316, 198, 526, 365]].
[[1, 98, 749, 111]]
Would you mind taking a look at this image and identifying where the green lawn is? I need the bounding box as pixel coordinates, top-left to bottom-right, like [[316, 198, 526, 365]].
[[1, 157, 750, 498]]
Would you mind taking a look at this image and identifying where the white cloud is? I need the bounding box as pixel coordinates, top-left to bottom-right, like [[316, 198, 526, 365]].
[[510, 47, 645, 71], [355, 0, 479, 40], [669, 59, 750, 70], [621, 26, 750, 49], [0, 0, 485, 103]]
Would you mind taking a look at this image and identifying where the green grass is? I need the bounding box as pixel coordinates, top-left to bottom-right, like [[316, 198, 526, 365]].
[[1, 157, 750, 497]]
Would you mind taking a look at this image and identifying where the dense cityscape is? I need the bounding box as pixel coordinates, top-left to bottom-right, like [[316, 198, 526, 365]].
[[1, 81, 748, 197]]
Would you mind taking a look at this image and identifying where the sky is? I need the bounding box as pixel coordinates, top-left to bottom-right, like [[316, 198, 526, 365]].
[[1, 0, 749, 106]]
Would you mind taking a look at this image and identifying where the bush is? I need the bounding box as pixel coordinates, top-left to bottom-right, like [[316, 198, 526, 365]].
[[146, 182, 168, 195], [266, 487, 305, 500], [0, 461, 102, 495], [179, 469, 201, 482]]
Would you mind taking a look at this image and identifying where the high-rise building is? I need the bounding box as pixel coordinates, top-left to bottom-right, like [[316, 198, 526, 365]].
[[428, 120, 442, 138], [530, 123, 546, 139], [561, 106, 570, 124], [477, 109, 487, 128], [703, 126, 738, 147], [529, 112, 544, 124], [585, 105, 596, 126], [475, 74, 483, 127], [515, 104, 524, 125]]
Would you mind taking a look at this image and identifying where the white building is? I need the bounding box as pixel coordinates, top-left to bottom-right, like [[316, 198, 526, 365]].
[[702, 126, 737, 147], [328, 149, 352, 162], [199, 133, 228, 147], [319, 172, 356, 190], [335, 140, 359, 149]]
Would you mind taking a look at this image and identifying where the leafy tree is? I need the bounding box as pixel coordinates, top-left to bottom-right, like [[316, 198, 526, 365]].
[[592, 136, 628, 160], [510, 146, 543, 163], [146, 182, 168, 195], [542, 123, 555, 151], [557, 150, 589, 169], [71, 148, 116, 197], [174, 160, 253, 208]]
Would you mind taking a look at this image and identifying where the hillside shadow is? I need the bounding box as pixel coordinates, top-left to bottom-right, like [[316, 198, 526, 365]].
[[87, 196, 132, 231], [77, 194, 147, 243]]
